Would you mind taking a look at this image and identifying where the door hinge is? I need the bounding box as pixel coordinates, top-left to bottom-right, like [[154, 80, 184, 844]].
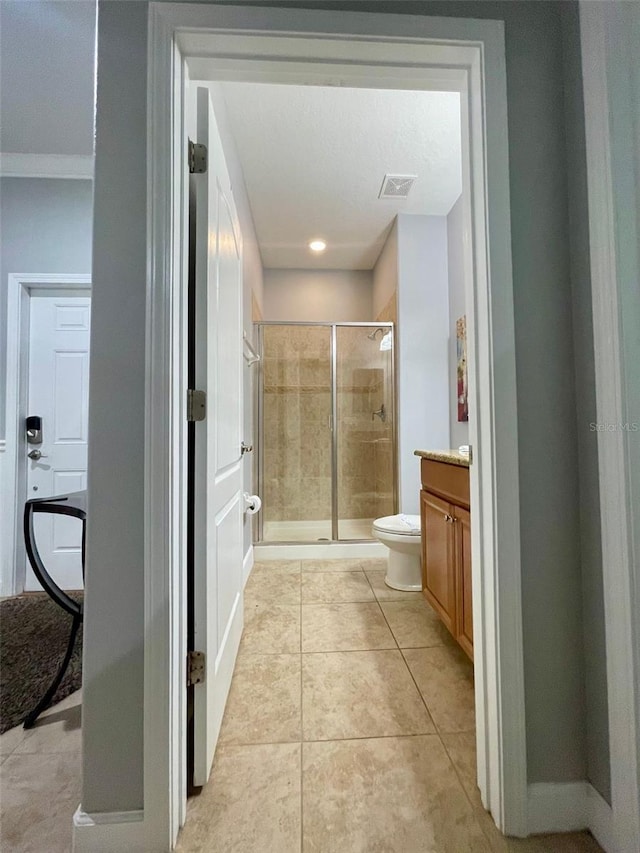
[[187, 389, 206, 422], [188, 139, 208, 174], [187, 650, 206, 687]]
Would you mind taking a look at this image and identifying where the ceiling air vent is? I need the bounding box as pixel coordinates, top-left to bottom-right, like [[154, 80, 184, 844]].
[[378, 174, 417, 199]]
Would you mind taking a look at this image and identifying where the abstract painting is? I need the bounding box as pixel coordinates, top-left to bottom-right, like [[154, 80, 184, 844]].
[[456, 315, 469, 422]]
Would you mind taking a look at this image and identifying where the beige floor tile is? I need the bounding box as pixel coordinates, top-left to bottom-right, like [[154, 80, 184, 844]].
[[365, 569, 424, 601], [219, 654, 301, 745], [302, 735, 491, 853], [252, 559, 301, 573], [301, 603, 396, 652], [380, 598, 452, 648], [302, 571, 375, 604], [442, 733, 604, 852], [404, 645, 476, 733], [302, 650, 434, 740], [300, 558, 364, 572], [358, 557, 387, 572], [0, 722, 27, 756], [14, 693, 82, 754], [241, 602, 300, 654], [0, 751, 81, 853], [244, 567, 301, 605], [440, 731, 498, 841], [176, 742, 301, 853]]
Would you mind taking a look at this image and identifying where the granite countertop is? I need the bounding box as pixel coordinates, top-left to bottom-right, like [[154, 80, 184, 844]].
[[414, 449, 470, 468]]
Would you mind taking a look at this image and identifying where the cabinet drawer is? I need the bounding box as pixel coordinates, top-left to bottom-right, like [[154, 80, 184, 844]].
[[420, 459, 470, 508]]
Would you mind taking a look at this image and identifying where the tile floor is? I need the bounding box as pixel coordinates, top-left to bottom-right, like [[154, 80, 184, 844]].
[[176, 557, 604, 853], [0, 557, 604, 852], [0, 690, 82, 853]]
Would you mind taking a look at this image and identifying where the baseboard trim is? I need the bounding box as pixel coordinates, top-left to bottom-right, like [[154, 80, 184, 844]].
[[243, 545, 254, 587], [527, 782, 613, 850], [586, 784, 614, 853], [72, 806, 145, 852], [254, 542, 386, 560]]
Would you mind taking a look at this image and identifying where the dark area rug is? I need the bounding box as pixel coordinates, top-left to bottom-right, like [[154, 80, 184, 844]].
[[0, 593, 83, 733]]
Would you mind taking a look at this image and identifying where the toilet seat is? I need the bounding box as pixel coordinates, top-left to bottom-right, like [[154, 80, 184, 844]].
[[372, 514, 421, 536]]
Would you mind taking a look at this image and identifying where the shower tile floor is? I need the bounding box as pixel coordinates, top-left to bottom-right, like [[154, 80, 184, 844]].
[[176, 557, 603, 853], [263, 517, 375, 541]]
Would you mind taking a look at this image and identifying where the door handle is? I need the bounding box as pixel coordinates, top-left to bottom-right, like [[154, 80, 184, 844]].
[[240, 442, 253, 455], [27, 449, 48, 461]]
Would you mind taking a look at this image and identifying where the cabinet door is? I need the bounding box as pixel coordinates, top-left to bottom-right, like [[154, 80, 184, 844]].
[[420, 490, 456, 635], [455, 505, 474, 660]]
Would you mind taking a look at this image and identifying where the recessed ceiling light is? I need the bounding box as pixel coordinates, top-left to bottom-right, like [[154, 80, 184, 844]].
[[309, 239, 327, 252]]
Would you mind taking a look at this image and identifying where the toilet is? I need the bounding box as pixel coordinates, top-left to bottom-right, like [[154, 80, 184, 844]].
[[372, 514, 422, 591]]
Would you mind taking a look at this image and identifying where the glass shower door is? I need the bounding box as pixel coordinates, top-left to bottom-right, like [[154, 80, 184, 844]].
[[260, 324, 332, 541], [336, 325, 395, 540]]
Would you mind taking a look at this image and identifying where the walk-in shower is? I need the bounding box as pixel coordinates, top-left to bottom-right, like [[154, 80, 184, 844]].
[[255, 322, 397, 543]]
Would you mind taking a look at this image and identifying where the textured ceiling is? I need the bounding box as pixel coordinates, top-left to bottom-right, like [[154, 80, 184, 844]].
[[0, 1, 96, 156], [219, 82, 462, 270]]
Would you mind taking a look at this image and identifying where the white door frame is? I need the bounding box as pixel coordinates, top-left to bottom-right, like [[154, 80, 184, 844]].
[[581, 4, 640, 852], [145, 5, 524, 850], [2, 273, 92, 598]]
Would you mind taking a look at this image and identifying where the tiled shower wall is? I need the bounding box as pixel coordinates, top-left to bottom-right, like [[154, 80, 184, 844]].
[[261, 324, 394, 527], [336, 326, 394, 524], [263, 325, 332, 523]]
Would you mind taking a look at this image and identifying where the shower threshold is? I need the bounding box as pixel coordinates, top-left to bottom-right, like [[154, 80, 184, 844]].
[[262, 517, 375, 542]]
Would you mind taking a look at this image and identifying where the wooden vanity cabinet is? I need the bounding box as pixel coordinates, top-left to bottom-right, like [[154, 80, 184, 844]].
[[420, 458, 473, 660], [420, 490, 456, 636]]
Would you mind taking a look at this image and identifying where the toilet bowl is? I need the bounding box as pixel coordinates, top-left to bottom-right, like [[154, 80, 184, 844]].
[[372, 514, 422, 591]]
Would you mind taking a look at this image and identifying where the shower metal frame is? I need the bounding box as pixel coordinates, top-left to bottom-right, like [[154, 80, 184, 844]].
[[255, 320, 397, 544]]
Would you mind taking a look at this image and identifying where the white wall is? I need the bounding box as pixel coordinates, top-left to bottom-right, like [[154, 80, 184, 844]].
[[372, 221, 398, 318], [263, 268, 373, 321], [397, 213, 450, 514], [447, 195, 469, 449], [0, 177, 94, 436]]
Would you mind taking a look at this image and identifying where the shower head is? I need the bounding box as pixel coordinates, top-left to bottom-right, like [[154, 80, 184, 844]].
[[367, 328, 385, 341]]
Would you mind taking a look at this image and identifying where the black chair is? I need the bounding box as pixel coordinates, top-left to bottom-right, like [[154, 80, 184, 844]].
[[22, 491, 86, 729]]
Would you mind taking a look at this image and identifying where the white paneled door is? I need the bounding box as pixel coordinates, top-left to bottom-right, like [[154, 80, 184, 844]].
[[192, 86, 244, 786], [26, 292, 91, 591]]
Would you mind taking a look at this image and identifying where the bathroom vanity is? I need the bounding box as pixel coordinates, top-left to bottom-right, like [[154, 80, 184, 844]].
[[414, 450, 473, 661]]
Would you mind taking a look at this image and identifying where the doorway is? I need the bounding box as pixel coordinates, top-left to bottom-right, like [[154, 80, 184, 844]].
[[3, 275, 91, 597], [144, 8, 524, 848]]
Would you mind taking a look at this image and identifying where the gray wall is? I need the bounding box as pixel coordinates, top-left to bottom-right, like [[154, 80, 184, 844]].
[[85, 0, 602, 814], [0, 0, 95, 156], [397, 213, 450, 513], [372, 220, 397, 318], [82, 0, 147, 812], [447, 195, 469, 450], [561, 2, 610, 804], [263, 269, 373, 321], [0, 178, 94, 436]]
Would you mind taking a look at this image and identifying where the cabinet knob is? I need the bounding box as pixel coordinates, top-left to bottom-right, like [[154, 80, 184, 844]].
[[445, 513, 454, 523]]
